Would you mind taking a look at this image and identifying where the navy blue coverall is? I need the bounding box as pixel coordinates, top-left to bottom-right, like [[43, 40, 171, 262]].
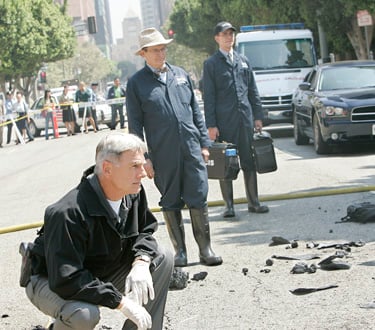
[[126, 64, 211, 210], [203, 50, 264, 172]]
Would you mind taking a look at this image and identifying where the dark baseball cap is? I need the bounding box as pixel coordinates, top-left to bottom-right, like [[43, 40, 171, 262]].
[[214, 21, 236, 35]]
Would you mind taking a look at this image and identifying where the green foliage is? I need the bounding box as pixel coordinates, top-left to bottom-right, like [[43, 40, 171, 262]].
[[46, 43, 116, 87], [169, 0, 374, 60], [117, 61, 137, 82], [0, 0, 76, 94]]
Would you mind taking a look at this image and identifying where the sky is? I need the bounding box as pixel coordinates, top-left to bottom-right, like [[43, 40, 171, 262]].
[[108, 0, 141, 41]]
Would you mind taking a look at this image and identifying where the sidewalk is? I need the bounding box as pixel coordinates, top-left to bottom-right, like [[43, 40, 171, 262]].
[[1, 190, 375, 329]]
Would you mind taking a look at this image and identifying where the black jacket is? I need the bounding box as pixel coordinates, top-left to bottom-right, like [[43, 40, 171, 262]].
[[30, 166, 159, 309]]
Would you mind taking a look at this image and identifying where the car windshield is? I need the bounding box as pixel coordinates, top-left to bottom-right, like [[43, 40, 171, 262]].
[[319, 65, 375, 91], [239, 38, 315, 70]]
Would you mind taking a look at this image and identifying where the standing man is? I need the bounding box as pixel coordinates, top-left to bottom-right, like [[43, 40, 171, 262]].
[[5, 91, 14, 144], [90, 82, 99, 131], [107, 77, 126, 130], [126, 28, 222, 267], [24, 133, 173, 330], [203, 21, 269, 218], [75, 81, 97, 134], [0, 98, 3, 148]]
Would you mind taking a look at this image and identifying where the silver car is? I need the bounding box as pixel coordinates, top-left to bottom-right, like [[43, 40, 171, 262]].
[[28, 94, 114, 137]]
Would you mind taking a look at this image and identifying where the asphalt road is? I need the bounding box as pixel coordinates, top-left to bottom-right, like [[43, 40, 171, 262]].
[[1, 127, 375, 329]]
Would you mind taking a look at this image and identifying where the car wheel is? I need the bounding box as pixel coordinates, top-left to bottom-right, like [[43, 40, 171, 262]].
[[28, 120, 41, 137], [293, 110, 309, 145], [313, 113, 331, 154]]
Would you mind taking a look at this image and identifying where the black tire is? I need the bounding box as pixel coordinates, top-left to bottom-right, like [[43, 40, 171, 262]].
[[293, 110, 309, 145], [313, 113, 331, 154], [28, 120, 41, 137]]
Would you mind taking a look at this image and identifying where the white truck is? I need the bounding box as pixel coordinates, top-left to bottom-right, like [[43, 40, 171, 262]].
[[236, 23, 317, 126]]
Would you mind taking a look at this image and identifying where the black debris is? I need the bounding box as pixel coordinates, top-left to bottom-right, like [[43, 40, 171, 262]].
[[290, 262, 317, 274], [260, 268, 271, 273], [290, 284, 338, 295], [306, 242, 319, 249], [191, 271, 208, 281], [169, 267, 189, 289], [266, 258, 273, 266], [318, 254, 351, 271], [242, 267, 248, 275], [269, 236, 290, 246], [271, 254, 320, 261]]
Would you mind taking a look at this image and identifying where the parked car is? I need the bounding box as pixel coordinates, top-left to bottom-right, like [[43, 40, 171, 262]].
[[28, 93, 114, 137], [292, 60, 375, 154]]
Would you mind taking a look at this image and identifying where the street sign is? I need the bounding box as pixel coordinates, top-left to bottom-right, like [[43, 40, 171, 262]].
[[357, 10, 373, 27]]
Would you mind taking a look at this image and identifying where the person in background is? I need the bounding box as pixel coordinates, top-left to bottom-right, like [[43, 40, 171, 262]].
[[13, 91, 34, 143], [107, 77, 126, 130], [59, 85, 76, 136], [203, 21, 269, 218], [90, 82, 99, 131], [127, 27, 222, 267], [24, 133, 173, 330], [41, 89, 57, 140], [0, 98, 3, 148], [5, 91, 14, 144], [75, 81, 97, 134]]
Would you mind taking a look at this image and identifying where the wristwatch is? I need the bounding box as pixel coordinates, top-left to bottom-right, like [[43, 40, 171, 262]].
[[134, 255, 151, 264]]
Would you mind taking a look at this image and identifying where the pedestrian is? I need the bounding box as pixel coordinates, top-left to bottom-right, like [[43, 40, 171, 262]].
[[90, 82, 99, 130], [0, 98, 3, 148], [13, 91, 34, 143], [203, 21, 269, 218], [23, 132, 174, 330], [75, 81, 97, 134], [41, 89, 57, 140], [126, 27, 222, 267], [107, 77, 126, 130], [59, 85, 76, 136], [5, 91, 14, 144]]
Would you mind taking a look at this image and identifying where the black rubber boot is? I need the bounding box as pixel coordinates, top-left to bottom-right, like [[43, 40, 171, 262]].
[[244, 171, 269, 213], [219, 180, 235, 218], [163, 210, 188, 267], [189, 207, 223, 266]]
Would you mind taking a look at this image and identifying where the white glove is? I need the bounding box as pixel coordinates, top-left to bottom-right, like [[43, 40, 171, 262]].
[[119, 296, 152, 330], [125, 260, 155, 305]]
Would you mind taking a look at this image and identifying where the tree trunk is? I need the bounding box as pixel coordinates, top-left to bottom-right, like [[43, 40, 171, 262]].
[[346, 16, 374, 60]]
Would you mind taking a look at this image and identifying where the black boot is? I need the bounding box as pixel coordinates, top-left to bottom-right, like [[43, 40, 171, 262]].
[[189, 207, 223, 266], [219, 180, 235, 218], [163, 210, 187, 267], [244, 171, 269, 213]]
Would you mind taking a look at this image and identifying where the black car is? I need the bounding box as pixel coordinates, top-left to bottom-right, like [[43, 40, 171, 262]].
[[292, 60, 375, 154]]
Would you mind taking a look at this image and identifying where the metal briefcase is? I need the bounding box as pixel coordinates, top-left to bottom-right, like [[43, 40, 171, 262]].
[[207, 142, 240, 180], [252, 132, 277, 174]]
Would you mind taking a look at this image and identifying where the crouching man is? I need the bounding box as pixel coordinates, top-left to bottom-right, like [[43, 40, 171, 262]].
[[24, 133, 173, 330]]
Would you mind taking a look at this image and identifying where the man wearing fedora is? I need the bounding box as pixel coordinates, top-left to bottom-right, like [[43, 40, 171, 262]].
[[203, 21, 269, 218], [126, 28, 222, 267]]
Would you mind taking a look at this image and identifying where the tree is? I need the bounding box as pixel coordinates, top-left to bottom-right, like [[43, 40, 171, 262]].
[[117, 60, 137, 82], [0, 0, 76, 101], [46, 42, 116, 88], [169, 0, 375, 60]]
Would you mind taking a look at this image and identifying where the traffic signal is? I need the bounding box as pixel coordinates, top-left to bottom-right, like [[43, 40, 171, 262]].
[[40, 71, 47, 83], [88, 16, 97, 34], [168, 29, 175, 38]]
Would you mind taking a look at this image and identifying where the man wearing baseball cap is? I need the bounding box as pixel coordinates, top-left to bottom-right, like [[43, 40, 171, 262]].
[[126, 28, 222, 268], [203, 21, 269, 218]]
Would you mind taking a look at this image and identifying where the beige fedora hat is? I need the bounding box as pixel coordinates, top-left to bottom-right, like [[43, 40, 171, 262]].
[[135, 28, 173, 55]]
